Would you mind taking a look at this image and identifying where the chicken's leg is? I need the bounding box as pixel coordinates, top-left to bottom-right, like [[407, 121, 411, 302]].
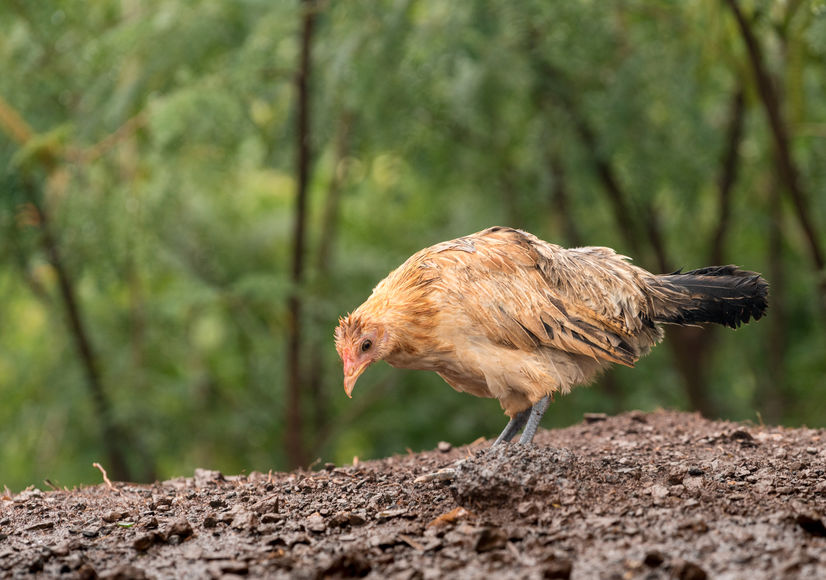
[[518, 395, 551, 445], [492, 407, 531, 446]]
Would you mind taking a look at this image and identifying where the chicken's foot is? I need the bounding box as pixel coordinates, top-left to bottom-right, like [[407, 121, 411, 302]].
[[518, 395, 551, 445], [492, 407, 531, 446]]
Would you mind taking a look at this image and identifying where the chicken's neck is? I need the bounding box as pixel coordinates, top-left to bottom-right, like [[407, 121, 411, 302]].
[[381, 314, 453, 372]]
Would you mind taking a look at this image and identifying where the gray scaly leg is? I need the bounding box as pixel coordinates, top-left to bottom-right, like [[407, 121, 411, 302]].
[[518, 395, 551, 445], [492, 407, 531, 446]]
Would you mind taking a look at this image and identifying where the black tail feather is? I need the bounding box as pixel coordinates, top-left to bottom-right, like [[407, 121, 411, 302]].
[[652, 265, 769, 329]]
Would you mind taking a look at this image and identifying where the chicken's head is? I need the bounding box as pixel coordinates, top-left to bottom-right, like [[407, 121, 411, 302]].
[[334, 313, 388, 398]]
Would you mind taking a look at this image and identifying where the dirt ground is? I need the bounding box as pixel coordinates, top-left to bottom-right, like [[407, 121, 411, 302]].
[[2, 410, 825, 579]]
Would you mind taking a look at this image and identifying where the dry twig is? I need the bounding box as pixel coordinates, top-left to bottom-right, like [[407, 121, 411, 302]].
[[92, 462, 115, 491]]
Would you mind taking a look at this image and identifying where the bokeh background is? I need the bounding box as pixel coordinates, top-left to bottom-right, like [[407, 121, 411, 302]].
[[1, 0, 825, 491]]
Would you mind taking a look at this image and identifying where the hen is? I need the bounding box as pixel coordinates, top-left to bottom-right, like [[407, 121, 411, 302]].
[[335, 227, 768, 445]]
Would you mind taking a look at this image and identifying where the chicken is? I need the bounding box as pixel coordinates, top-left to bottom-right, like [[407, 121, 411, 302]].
[[335, 227, 768, 445]]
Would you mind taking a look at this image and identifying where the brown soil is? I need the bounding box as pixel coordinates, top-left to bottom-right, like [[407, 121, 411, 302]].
[[2, 410, 825, 579]]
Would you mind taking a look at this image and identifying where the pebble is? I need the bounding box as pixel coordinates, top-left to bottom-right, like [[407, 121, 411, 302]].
[[203, 514, 218, 528], [230, 511, 259, 531], [133, 534, 156, 551], [166, 519, 194, 540], [649, 484, 669, 499], [102, 511, 124, 523], [306, 512, 326, 533]]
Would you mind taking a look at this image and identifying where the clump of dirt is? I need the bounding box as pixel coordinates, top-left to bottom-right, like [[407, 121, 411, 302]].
[[450, 445, 576, 510], [1, 410, 825, 579]]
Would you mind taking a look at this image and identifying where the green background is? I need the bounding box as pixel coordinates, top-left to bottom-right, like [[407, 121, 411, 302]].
[[1, 0, 825, 491]]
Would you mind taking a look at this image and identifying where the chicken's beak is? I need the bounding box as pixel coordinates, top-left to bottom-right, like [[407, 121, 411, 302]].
[[342, 356, 368, 398]]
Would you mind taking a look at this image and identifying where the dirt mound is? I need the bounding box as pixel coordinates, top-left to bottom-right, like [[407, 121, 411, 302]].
[[1, 410, 825, 578]]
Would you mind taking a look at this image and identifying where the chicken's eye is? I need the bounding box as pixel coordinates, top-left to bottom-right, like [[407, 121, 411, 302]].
[[361, 340, 372, 353]]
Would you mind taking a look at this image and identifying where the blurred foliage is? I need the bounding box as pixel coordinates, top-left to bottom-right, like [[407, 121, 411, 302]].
[[1, 0, 825, 491]]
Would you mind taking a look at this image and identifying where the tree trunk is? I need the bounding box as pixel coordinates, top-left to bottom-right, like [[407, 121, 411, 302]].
[[285, 0, 317, 469], [25, 182, 133, 481]]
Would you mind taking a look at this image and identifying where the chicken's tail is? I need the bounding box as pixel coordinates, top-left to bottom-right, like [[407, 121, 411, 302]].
[[649, 265, 768, 329]]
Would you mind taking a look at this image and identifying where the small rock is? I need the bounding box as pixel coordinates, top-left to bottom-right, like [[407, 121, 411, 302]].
[[329, 511, 351, 528], [152, 496, 173, 508], [349, 512, 367, 526], [678, 519, 709, 534], [167, 534, 182, 546], [370, 533, 398, 549], [329, 511, 367, 528], [165, 519, 194, 540], [230, 511, 259, 531], [729, 430, 753, 441], [437, 441, 452, 453], [102, 511, 126, 523], [649, 484, 669, 499], [133, 533, 160, 551], [52, 542, 73, 557], [203, 514, 219, 528], [251, 498, 279, 515], [81, 529, 99, 538], [628, 411, 647, 423], [194, 468, 225, 487], [517, 501, 537, 516], [142, 516, 158, 530], [306, 512, 326, 533], [376, 507, 408, 520]]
